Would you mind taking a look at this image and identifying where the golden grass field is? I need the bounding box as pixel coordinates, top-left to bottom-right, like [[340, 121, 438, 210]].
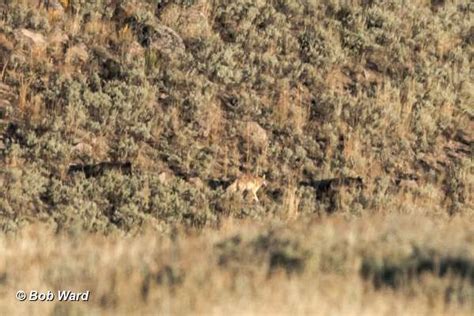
[[1, 215, 473, 315], [0, 0, 473, 314]]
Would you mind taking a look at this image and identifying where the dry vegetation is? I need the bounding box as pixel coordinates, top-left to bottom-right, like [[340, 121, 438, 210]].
[[0, 0, 472, 314], [2, 216, 474, 315]]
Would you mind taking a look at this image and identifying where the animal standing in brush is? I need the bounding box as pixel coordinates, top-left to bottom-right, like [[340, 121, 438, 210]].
[[227, 174, 267, 202]]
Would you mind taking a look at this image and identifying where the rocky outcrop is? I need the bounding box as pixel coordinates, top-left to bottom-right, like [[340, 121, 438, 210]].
[[243, 121, 269, 151], [112, 5, 185, 54]]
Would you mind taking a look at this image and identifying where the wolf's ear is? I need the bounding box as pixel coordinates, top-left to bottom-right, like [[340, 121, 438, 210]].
[[262, 174, 266, 179]]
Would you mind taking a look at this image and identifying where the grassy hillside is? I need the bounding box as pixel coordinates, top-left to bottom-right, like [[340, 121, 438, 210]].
[[0, 0, 472, 314]]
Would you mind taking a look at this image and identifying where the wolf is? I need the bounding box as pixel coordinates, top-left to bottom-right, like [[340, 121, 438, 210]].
[[226, 174, 267, 202], [68, 161, 132, 178]]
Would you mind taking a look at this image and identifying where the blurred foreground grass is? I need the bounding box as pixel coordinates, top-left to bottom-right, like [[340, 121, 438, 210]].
[[1, 214, 473, 315]]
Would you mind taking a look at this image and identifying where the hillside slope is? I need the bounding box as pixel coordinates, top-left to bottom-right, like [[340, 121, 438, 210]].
[[0, 1, 473, 314], [0, 0, 472, 232]]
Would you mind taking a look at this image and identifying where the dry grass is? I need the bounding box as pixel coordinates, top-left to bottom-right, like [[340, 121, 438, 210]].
[[273, 82, 308, 133], [1, 215, 473, 315]]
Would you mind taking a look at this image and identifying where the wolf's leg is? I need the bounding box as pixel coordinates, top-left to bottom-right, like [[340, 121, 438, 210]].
[[252, 190, 259, 202]]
